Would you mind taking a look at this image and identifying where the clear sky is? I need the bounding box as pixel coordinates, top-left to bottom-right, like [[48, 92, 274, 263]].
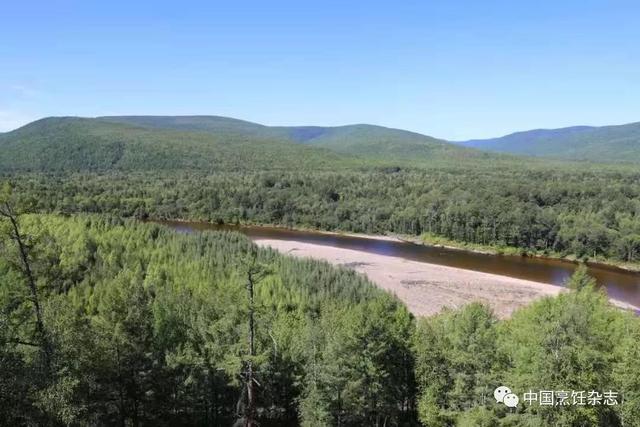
[[2, 0, 639, 139]]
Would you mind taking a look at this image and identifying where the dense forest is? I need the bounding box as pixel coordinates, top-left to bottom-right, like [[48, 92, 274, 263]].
[[1, 209, 639, 426], [7, 162, 640, 265], [3, 116, 640, 425], [0, 211, 415, 426], [3, 116, 640, 266], [0, 117, 364, 173], [0, 116, 489, 174]]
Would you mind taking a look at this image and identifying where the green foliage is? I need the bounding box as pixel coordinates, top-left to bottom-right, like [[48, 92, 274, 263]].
[[500, 287, 621, 425], [613, 323, 640, 426], [0, 117, 363, 172], [0, 214, 414, 425], [414, 303, 500, 426], [566, 264, 596, 291], [4, 116, 640, 266], [414, 268, 640, 426], [3, 115, 640, 425], [2, 215, 640, 426], [456, 406, 499, 427], [298, 299, 416, 426], [8, 156, 640, 265], [99, 115, 479, 161], [0, 116, 485, 173]]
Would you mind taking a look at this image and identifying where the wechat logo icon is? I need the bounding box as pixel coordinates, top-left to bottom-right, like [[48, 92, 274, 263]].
[[494, 386, 519, 408]]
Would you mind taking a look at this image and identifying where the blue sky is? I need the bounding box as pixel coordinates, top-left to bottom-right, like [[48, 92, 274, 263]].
[[1, 0, 639, 139]]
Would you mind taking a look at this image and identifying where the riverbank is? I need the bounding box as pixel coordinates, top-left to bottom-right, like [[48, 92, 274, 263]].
[[256, 239, 638, 318], [414, 233, 640, 273], [151, 217, 640, 274]]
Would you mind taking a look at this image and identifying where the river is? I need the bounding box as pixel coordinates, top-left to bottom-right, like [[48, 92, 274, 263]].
[[157, 220, 640, 310]]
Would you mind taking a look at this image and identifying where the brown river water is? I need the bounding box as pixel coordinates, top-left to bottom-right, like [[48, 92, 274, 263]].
[[157, 220, 640, 311]]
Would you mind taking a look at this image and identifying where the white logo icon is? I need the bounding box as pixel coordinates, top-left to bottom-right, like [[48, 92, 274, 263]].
[[503, 393, 519, 408], [494, 385, 519, 408], [494, 386, 511, 403]]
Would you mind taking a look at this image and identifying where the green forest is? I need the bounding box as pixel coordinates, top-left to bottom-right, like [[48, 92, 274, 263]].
[[3, 116, 640, 267], [8, 162, 640, 266], [2, 117, 640, 426], [2, 209, 640, 426]]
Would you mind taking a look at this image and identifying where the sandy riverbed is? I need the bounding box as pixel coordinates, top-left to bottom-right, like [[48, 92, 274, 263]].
[[255, 239, 637, 318]]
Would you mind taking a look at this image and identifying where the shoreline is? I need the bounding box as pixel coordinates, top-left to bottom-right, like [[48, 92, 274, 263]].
[[151, 217, 640, 274], [254, 238, 640, 318], [409, 234, 640, 274]]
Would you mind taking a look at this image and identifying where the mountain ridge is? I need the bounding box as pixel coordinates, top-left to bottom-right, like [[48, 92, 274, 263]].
[[98, 115, 456, 156], [6, 114, 639, 171], [0, 115, 484, 173], [455, 121, 640, 162], [0, 116, 362, 172]]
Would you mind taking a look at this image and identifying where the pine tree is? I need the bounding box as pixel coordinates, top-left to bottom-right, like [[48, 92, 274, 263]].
[[567, 264, 597, 291]]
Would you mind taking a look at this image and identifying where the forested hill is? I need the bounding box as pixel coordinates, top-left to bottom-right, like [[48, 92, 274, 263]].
[[0, 214, 415, 425], [0, 117, 361, 172], [0, 116, 489, 172], [456, 121, 640, 162], [100, 115, 482, 160], [2, 214, 639, 425]]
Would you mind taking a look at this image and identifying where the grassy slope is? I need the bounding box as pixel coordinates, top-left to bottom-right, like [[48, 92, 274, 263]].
[[457, 121, 640, 162]]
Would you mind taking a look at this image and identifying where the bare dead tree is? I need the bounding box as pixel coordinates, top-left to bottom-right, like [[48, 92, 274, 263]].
[[0, 187, 52, 373], [240, 249, 270, 427]]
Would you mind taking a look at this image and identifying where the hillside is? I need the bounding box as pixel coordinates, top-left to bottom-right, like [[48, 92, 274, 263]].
[[0, 117, 361, 172], [284, 124, 467, 158], [0, 214, 412, 425], [99, 115, 271, 136], [0, 115, 489, 173], [100, 115, 480, 160], [457, 121, 640, 162]]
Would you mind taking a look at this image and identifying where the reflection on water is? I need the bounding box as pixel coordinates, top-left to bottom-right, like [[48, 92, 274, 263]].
[[157, 220, 640, 309]]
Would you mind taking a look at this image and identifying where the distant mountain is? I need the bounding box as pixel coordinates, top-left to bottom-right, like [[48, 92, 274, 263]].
[[0, 115, 483, 173], [100, 115, 478, 160], [0, 117, 357, 172], [456, 122, 640, 162]]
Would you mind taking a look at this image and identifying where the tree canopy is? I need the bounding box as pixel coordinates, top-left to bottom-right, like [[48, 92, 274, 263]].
[[1, 213, 639, 426]]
